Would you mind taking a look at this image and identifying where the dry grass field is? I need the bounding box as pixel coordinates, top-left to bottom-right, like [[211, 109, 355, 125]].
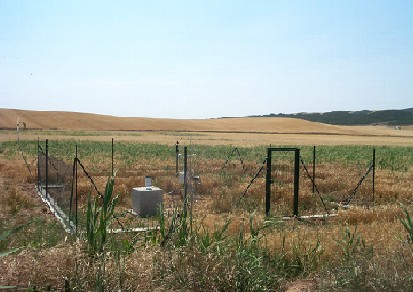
[[1, 108, 413, 146], [1, 108, 413, 291]]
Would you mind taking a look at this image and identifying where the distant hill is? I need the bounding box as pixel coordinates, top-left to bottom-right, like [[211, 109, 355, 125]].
[[252, 108, 413, 125], [0, 108, 353, 134]]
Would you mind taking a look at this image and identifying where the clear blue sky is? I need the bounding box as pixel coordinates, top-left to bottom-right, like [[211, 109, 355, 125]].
[[1, 0, 412, 118]]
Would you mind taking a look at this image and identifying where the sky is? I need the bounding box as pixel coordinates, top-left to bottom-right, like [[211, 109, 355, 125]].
[[0, 0, 412, 119]]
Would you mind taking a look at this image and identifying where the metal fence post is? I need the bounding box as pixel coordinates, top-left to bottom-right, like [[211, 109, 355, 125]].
[[294, 149, 300, 217], [37, 138, 40, 191], [183, 146, 188, 215], [176, 141, 179, 177], [372, 148, 376, 204], [45, 139, 48, 199], [265, 148, 272, 216], [112, 138, 114, 177], [312, 146, 316, 195], [75, 144, 78, 232]]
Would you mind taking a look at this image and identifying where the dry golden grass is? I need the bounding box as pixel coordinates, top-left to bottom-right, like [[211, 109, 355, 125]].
[[2, 126, 413, 290], [2, 108, 413, 147], [0, 108, 347, 132], [3, 128, 413, 146]]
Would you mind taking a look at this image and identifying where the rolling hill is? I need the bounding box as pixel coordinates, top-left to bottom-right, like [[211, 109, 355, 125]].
[[1, 108, 413, 146], [253, 108, 413, 125], [0, 108, 348, 134]]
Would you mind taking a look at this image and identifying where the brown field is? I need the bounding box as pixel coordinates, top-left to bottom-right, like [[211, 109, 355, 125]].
[[1, 108, 413, 146], [2, 108, 413, 291]]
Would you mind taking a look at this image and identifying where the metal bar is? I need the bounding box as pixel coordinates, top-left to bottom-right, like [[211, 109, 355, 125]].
[[175, 141, 179, 177], [268, 147, 299, 152], [56, 140, 59, 183], [45, 139, 48, 199], [112, 138, 114, 177], [265, 148, 272, 216], [69, 157, 76, 225], [75, 144, 78, 232], [183, 146, 188, 216], [266, 147, 301, 217], [37, 138, 40, 191], [189, 148, 193, 235], [372, 148, 376, 204], [293, 149, 300, 217], [312, 146, 316, 195]]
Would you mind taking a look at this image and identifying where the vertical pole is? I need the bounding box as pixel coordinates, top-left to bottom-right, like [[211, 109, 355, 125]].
[[45, 139, 48, 199], [189, 149, 193, 235], [56, 140, 59, 183], [372, 148, 376, 204], [69, 155, 76, 225], [183, 146, 188, 215], [112, 138, 114, 177], [312, 146, 316, 195], [75, 144, 78, 232], [265, 148, 272, 216], [37, 138, 40, 191], [293, 149, 300, 217], [175, 141, 179, 177]]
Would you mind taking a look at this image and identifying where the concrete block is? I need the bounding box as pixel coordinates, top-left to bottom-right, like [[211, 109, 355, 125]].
[[131, 187, 163, 217]]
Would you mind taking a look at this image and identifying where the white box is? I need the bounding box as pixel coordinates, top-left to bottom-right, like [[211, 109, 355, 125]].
[[131, 187, 163, 217], [178, 171, 185, 184]]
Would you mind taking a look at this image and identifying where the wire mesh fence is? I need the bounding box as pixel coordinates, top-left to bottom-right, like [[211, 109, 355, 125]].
[[30, 138, 385, 233]]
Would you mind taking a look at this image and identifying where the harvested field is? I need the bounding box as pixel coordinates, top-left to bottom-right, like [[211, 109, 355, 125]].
[[1, 109, 413, 146], [1, 110, 413, 291]]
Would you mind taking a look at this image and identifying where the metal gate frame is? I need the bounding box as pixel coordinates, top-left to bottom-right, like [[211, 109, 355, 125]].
[[266, 147, 300, 216]]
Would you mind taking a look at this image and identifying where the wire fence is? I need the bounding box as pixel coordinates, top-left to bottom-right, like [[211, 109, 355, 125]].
[[17, 138, 382, 233], [231, 145, 376, 217]]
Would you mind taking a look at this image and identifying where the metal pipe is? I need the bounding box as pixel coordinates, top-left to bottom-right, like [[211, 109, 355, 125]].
[[37, 138, 40, 191], [183, 146, 188, 216], [175, 141, 179, 177], [56, 140, 59, 183], [75, 144, 78, 232], [294, 149, 300, 217], [312, 146, 316, 195], [266, 147, 300, 216], [265, 148, 272, 216], [69, 156, 76, 225], [372, 148, 376, 204], [45, 139, 48, 199]]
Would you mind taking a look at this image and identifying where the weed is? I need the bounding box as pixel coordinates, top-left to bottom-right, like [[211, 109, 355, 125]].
[[85, 176, 118, 257], [399, 204, 413, 242]]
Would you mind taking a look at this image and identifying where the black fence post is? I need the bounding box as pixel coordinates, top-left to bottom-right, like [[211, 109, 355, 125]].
[[69, 156, 75, 228], [265, 148, 272, 216], [56, 140, 59, 183], [45, 139, 48, 199], [294, 149, 300, 217], [372, 148, 376, 204], [37, 138, 40, 191], [176, 141, 179, 177], [112, 138, 114, 177], [312, 146, 316, 195], [266, 147, 300, 217], [183, 146, 188, 215], [75, 144, 78, 232]]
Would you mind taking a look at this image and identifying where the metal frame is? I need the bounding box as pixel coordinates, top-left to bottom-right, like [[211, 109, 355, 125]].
[[266, 147, 300, 216], [175, 141, 180, 177]]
